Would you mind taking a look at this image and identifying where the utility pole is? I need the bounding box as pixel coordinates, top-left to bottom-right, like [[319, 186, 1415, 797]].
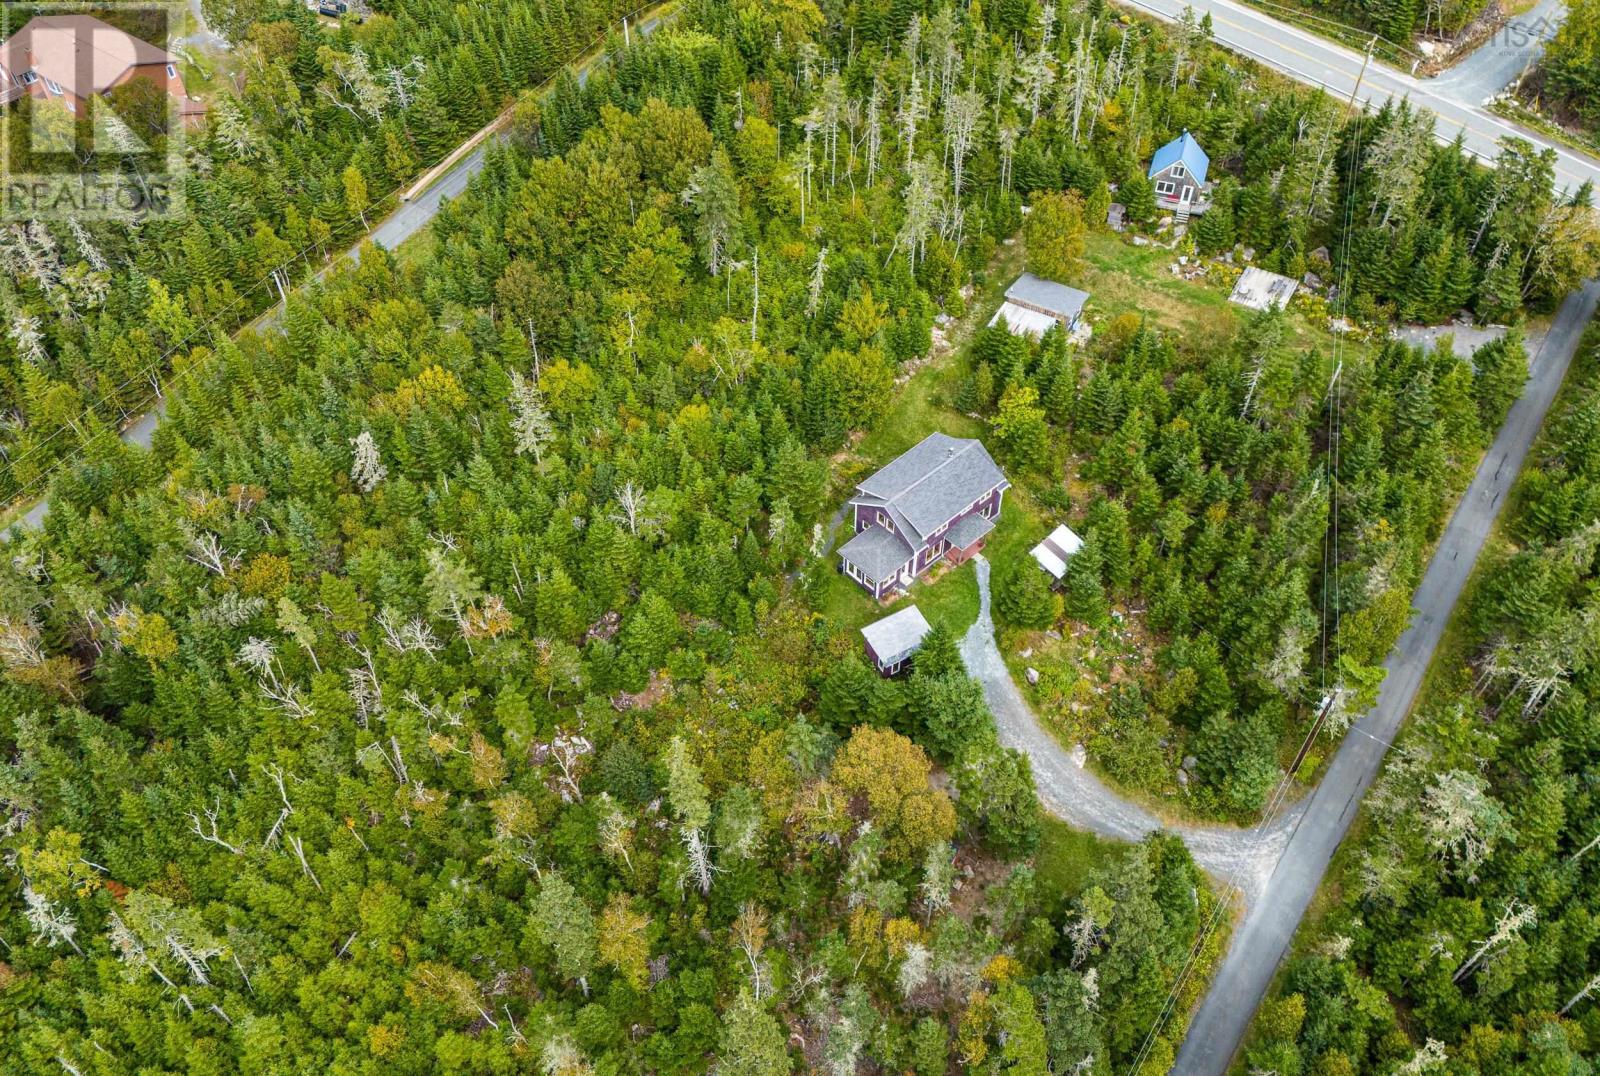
[[1349, 36, 1376, 113]]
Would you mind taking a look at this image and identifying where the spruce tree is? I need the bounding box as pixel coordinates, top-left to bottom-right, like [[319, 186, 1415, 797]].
[[1061, 538, 1107, 626], [997, 563, 1058, 629]]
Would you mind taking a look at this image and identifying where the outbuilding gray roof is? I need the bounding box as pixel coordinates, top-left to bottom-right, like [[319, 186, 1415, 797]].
[[1031, 524, 1083, 580], [945, 512, 994, 549], [1005, 272, 1090, 322], [861, 605, 932, 665], [838, 524, 913, 582], [852, 433, 1009, 545]]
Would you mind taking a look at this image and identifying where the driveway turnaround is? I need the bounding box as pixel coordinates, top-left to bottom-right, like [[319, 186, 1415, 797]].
[[959, 555, 1302, 905], [1432, 0, 1566, 105]]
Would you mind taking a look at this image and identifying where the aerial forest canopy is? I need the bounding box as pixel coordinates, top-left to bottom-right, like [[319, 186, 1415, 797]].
[[0, 0, 1595, 1071]]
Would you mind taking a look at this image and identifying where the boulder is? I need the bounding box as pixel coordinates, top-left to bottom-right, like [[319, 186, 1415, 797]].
[[1025, 667, 1041, 685], [1182, 755, 1198, 771]]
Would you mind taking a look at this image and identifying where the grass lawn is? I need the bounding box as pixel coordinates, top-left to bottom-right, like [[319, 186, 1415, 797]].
[[1080, 232, 1233, 335], [1078, 230, 1366, 362], [1033, 816, 1127, 907]]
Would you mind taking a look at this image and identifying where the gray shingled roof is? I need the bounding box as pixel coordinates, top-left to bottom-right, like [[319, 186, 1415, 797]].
[[838, 524, 913, 582], [1005, 272, 1090, 322], [861, 605, 932, 666], [945, 512, 994, 549], [853, 433, 1008, 543]]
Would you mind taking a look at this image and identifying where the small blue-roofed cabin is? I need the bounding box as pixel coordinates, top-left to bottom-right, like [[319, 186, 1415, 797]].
[[1148, 130, 1210, 211]]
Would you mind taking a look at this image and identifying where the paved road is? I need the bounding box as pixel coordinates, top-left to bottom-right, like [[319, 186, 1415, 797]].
[[1123, 0, 1600, 195], [960, 555, 1302, 903], [3, 9, 671, 538], [1176, 279, 1600, 1074], [1434, 0, 1565, 104]]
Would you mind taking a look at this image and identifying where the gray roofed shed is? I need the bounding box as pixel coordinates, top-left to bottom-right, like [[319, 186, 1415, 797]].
[[1004, 272, 1091, 323], [838, 524, 913, 583], [861, 605, 933, 673]]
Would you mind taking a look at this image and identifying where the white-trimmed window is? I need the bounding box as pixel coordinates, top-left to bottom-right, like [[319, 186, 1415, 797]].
[[1155, 180, 1176, 195], [43, 78, 62, 95], [21, 70, 38, 85], [1171, 163, 1186, 179], [166, 63, 177, 78], [64, 99, 74, 112]]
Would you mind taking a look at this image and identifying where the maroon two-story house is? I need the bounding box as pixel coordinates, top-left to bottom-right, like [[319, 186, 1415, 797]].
[[838, 433, 1009, 598]]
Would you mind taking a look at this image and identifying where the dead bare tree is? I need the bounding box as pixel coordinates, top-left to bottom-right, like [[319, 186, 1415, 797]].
[[1454, 899, 1537, 983], [286, 834, 321, 890], [185, 531, 242, 577], [261, 764, 294, 849], [189, 796, 242, 855]]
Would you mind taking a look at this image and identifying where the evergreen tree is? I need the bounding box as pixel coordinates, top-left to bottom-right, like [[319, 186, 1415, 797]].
[[1121, 174, 1157, 229], [1472, 331, 1527, 431], [1061, 537, 1107, 626], [997, 562, 1059, 629]]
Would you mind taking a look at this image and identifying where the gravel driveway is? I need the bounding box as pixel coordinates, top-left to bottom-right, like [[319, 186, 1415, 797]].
[[959, 555, 1302, 904]]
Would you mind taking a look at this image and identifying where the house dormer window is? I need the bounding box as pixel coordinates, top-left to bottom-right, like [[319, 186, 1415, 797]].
[[166, 63, 177, 78], [21, 70, 38, 85], [43, 78, 62, 95], [1171, 163, 1186, 179]]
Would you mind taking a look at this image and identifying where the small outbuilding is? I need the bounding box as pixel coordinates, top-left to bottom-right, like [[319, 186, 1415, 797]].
[[860, 604, 933, 676], [990, 272, 1091, 340], [1230, 267, 1299, 312], [1030, 524, 1084, 584], [1149, 130, 1211, 214]]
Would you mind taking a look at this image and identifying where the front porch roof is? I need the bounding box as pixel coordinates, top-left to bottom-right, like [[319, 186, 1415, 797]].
[[945, 512, 994, 550]]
